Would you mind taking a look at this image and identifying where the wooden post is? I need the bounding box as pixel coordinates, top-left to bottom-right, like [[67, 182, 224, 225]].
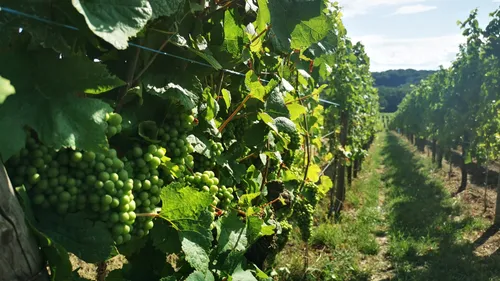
[[0, 162, 48, 281]]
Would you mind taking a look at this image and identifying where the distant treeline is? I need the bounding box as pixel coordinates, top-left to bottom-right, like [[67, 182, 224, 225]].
[[372, 69, 435, 112]]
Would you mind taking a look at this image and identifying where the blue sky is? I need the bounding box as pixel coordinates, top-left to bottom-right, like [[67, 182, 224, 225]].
[[336, 0, 500, 71]]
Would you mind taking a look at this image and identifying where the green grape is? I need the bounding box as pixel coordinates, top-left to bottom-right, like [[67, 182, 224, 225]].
[[292, 199, 314, 242]]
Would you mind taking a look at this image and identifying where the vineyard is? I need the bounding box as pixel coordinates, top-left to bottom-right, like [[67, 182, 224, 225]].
[[391, 8, 500, 224], [1, 1, 500, 281], [0, 1, 378, 281]]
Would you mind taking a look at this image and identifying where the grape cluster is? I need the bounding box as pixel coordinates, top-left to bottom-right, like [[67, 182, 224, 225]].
[[293, 199, 314, 242], [123, 144, 165, 238], [106, 112, 123, 138], [222, 118, 246, 144], [302, 181, 319, 206], [158, 111, 196, 173], [186, 171, 234, 209], [7, 136, 136, 245], [193, 140, 223, 172]]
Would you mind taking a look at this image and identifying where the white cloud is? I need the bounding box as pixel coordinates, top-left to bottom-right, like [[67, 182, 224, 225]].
[[392, 4, 437, 15], [351, 34, 466, 71], [337, 0, 426, 18]]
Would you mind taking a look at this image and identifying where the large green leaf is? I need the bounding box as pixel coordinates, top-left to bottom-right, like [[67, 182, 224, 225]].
[[222, 9, 246, 58], [267, 0, 323, 51], [149, 221, 182, 254], [144, 75, 201, 110], [218, 212, 248, 253], [0, 76, 15, 104], [290, 14, 329, 50], [149, 0, 185, 19], [159, 184, 214, 272], [0, 52, 120, 160], [36, 211, 116, 263], [72, 0, 153, 49], [186, 271, 215, 281]]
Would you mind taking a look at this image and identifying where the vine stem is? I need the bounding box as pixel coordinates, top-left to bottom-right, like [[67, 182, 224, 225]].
[[135, 212, 160, 217], [115, 44, 141, 113], [96, 261, 107, 281], [218, 94, 252, 133]]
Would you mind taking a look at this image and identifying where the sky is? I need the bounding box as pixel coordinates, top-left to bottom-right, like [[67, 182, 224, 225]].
[[336, 0, 500, 72]]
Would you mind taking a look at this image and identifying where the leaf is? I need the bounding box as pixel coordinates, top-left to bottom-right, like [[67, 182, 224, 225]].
[[258, 112, 278, 133], [231, 264, 258, 281], [36, 211, 116, 263], [223, 9, 245, 58], [0, 76, 15, 104], [243, 122, 268, 147], [218, 212, 248, 253], [186, 134, 212, 158], [245, 70, 266, 101], [159, 184, 213, 225], [222, 89, 232, 110], [246, 216, 263, 245], [186, 271, 215, 281], [267, 0, 323, 51], [203, 88, 218, 121], [150, 221, 182, 254], [72, 0, 153, 49], [318, 175, 333, 197], [146, 82, 199, 110], [188, 48, 223, 70], [159, 184, 214, 272], [306, 164, 321, 183], [238, 192, 261, 207], [0, 52, 121, 160], [149, 0, 185, 19], [290, 14, 329, 50], [287, 102, 307, 120], [138, 120, 160, 142]]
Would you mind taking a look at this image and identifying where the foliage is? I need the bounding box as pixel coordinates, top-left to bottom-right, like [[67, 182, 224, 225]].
[[0, 0, 378, 280], [392, 7, 500, 164]]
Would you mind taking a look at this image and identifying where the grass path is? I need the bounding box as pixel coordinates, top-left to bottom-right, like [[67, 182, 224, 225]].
[[275, 132, 500, 280], [380, 132, 500, 281]]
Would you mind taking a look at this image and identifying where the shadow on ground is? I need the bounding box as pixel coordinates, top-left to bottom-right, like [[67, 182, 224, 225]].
[[380, 133, 500, 281]]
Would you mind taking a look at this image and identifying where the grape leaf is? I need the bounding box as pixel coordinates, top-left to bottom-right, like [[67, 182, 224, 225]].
[[218, 212, 248, 253], [318, 175, 333, 197], [290, 14, 329, 50], [72, 0, 153, 49], [146, 82, 199, 110], [0, 53, 119, 160], [35, 211, 116, 263], [186, 134, 212, 158], [231, 264, 258, 281], [0, 76, 15, 104], [223, 9, 246, 58], [306, 164, 321, 183], [186, 271, 215, 281], [159, 184, 214, 272], [150, 221, 182, 254], [267, 0, 323, 51], [245, 71, 266, 101], [150, 0, 185, 19], [222, 89, 232, 111], [287, 102, 307, 120]]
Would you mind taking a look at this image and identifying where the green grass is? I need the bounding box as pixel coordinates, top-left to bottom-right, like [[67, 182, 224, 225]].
[[274, 132, 500, 280], [382, 133, 500, 281], [274, 134, 386, 280]]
